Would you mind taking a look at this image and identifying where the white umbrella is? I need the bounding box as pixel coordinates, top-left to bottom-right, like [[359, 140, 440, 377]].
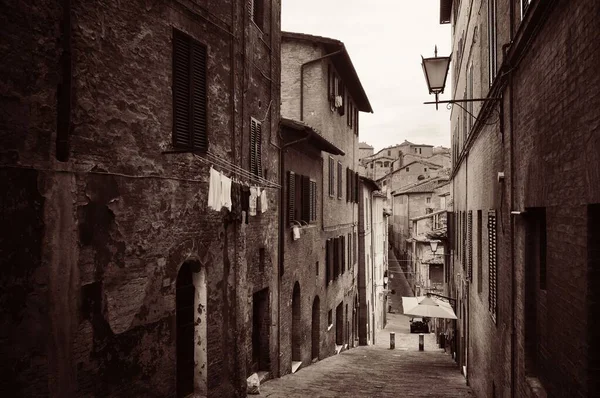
[[402, 295, 457, 319]]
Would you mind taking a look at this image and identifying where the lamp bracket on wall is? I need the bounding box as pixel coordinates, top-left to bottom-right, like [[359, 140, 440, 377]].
[[424, 97, 502, 126]]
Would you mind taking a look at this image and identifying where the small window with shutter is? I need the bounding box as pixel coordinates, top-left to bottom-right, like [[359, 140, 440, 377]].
[[289, 171, 317, 225], [172, 29, 208, 151], [250, 117, 262, 177]]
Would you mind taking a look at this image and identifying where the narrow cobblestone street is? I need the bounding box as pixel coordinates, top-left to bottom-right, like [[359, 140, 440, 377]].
[[258, 250, 473, 397]]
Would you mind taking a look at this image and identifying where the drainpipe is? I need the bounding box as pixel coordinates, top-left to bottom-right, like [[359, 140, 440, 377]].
[[300, 50, 343, 121], [56, 0, 72, 162]]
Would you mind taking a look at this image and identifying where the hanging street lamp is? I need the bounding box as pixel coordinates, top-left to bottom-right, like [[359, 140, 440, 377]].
[[421, 46, 451, 110]]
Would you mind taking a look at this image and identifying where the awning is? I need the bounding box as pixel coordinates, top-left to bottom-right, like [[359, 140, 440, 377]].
[[402, 295, 457, 319]]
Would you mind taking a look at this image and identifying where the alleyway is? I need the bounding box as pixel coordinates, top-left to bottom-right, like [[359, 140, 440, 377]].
[[257, 250, 473, 398]]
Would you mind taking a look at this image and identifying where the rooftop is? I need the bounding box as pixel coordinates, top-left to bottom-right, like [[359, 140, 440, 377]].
[[283, 31, 373, 113], [281, 118, 345, 156], [393, 177, 450, 195]]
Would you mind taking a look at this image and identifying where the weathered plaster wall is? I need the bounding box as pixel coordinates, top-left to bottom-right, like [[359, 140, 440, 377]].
[[0, 0, 281, 396]]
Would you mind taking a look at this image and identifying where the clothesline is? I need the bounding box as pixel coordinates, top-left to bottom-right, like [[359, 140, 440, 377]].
[[194, 152, 280, 189]]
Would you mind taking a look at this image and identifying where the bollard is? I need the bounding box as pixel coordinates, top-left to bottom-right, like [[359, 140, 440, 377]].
[[419, 333, 424, 351], [390, 332, 395, 350]]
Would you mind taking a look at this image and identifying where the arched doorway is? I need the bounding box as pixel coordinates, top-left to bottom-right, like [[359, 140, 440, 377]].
[[176, 261, 207, 397], [311, 296, 320, 361], [292, 282, 301, 363]]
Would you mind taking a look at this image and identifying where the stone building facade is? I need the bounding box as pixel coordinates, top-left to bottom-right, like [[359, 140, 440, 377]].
[[440, 0, 600, 396], [358, 177, 389, 345], [0, 1, 280, 396], [280, 31, 373, 368]]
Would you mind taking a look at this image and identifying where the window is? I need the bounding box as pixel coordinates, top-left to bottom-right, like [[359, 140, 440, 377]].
[[406, 167, 410, 172], [370, 163, 373, 169], [419, 148, 422, 154], [316, 261, 319, 276], [383, 180, 387, 186], [477, 210, 483, 294], [414, 148, 417, 153], [328, 309, 333, 328], [288, 171, 316, 225], [387, 150, 391, 156], [250, 0, 265, 30], [488, 0, 498, 85], [353, 108, 359, 136], [250, 118, 263, 177], [329, 157, 335, 197], [172, 29, 207, 151], [424, 168, 427, 172], [488, 210, 497, 321], [337, 162, 343, 199]]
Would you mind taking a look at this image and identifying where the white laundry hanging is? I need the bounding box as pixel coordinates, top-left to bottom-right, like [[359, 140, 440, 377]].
[[249, 187, 259, 216], [221, 174, 232, 211], [208, 167, 222, 211], [259, 188, 268, 213]]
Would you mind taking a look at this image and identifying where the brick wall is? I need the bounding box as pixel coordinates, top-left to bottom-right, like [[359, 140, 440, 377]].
[[448, 0, 600, 397]]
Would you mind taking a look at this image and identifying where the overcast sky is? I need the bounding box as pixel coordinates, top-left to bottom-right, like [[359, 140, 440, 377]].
[[282, 0, 453, 151]]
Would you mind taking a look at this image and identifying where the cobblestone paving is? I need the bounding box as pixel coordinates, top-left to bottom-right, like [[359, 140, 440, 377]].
[[258, 251, 474, 398]]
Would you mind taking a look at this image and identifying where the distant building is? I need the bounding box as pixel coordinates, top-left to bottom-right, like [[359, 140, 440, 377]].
[[358, 142, 374, 161], [390, 177, 451, 264], [358, 177, 388, 345]]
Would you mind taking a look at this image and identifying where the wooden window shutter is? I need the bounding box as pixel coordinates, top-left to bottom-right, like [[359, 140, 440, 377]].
[[326, 239, 331, 283], [468, 210, 473, 281], [328, 64, 332, 101], [288, 171, 295, 225], [333, 237, 339, 278], [250, 118, 262, 177], [341, 235, 346, 272], [354, 172, 359, 203], [329, 157, 334, 197], [337, 162, 342, 199], [346, 167, 350, 202], [310, 180, 317, 222], [488, 210, 498, 320], [302, 175, 310, 222], [347, 233, 352, 268], [173, 30, 207, 151], [328, 239, 334, 283]]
